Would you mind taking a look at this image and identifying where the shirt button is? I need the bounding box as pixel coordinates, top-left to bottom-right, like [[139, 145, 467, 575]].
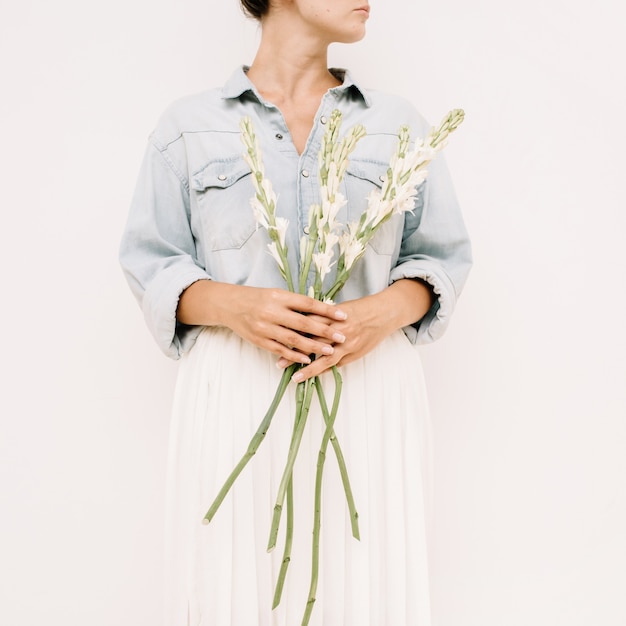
[[379, 175, 386, 182], [275, 133, 283, 140], [301, 169, 310, 178], [320, 116, 327, 125], [217, 174, 227, 181], [303, 226, 310, 235]]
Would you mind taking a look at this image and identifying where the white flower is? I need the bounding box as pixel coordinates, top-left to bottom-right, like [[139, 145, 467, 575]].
[[321, 230, 339, 253], [260, 178, 277, 210], [406, 145, 435, 171], [339, 229, 365, 271], [312, 249, 335, 282], [326, 162, 340, 198], [393, 193, 418, 216], [307, 285, 315, 299], [267, 242, 285, 274], [319, 192, 346, 231], [407, 169, 428, 189], [273, 217, 289, 248], [300, 235, 308, 261], [309, 203, 322, 227], [389, 154, 406, 180], [250, 196, 269, 229], [365, 189, 392, 229], [391, 182, 420, 216]]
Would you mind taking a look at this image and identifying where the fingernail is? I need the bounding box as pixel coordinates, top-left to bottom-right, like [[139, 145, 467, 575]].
[[334, 309, 347, 320], [321, 345, 334, 355], [300, 355, 311, 364], [332, 332, 346, 343], [292, 372, 304, 383]]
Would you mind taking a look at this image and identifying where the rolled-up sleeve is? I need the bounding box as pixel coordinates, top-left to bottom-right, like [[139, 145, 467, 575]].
[[389, 151, 472, 344], [119, 140, 211, 359]]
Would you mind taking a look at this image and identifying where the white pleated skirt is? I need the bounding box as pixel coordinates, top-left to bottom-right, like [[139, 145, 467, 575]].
[[164, 326, 433, 626]]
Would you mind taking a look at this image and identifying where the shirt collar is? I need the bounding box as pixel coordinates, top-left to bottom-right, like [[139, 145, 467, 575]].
[[221, 65, 372, 108]]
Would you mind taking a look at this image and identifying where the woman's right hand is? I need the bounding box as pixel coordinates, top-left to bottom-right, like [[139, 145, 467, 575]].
[[176, 280, 347, 365]]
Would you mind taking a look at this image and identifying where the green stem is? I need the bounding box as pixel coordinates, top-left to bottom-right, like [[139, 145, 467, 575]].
[[323, 278, 346, 303], [283, 261, 295, 293], [267, 379, 316, 551], [272, 475, 294, 608], [266, 381, 303, 551], [298, 234, 317, 295], [298, 211, 321, 295], [202, 364, 298, 525], [314, 373, 359, 540], [301, 368, 343, 626]]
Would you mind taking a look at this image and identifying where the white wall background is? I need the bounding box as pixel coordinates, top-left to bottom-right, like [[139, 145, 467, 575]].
[[1, 0, 624, 624]]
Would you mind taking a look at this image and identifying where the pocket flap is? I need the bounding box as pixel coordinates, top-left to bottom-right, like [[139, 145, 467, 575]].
[[345, 160, 388, 187], [191, 157, 251, 191]]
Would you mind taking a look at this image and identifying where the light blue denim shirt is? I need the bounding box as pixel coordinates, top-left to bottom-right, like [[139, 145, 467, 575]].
[[119, 66, 472, 359]]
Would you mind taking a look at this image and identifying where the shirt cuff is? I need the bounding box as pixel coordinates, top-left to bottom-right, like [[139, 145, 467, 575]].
[[142, 263, 212, 359], [388, 262, 457, 345]]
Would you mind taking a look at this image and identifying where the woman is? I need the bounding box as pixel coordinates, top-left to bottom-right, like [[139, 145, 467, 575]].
[[120, 1, 472, 624]]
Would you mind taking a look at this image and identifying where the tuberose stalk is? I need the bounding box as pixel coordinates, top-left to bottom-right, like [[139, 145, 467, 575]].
[[272, 475, 294, 608], [202, 364, 298, 524], [314, 372, 359, 540], [301, 368, 343, 626], [267, 379, 316, 551]]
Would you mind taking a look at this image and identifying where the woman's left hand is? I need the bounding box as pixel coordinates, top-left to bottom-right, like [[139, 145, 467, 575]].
[[277, 278, 435, 382]]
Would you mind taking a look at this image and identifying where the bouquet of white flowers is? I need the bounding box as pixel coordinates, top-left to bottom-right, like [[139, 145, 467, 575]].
[[203, 107, 464, 625]]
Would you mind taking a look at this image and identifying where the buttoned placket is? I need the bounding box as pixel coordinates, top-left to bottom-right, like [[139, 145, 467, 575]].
[[260, 92, 338, 294], [296, 97, 338, 293]]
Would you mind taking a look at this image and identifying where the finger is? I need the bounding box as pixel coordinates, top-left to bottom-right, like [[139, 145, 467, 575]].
[[300, 313, 333, 326], [290, 353, 341, 383], [280, 312, 347, 346], [307, 335, 334, 347], [275, 335, 336, 369], [275, 328, 337, 359], [277, 291, 347, 321], [299, 298, 348, 322], [267, 339, 312, 365], [276, 356, 292, 369]]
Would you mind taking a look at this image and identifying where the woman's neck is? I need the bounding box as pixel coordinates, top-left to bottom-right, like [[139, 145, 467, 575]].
[[246, 16, 341, 105]]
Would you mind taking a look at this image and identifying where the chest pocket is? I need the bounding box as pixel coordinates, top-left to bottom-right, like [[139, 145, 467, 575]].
[[191, 156, 256, 251], [344, 159, 400, 256]]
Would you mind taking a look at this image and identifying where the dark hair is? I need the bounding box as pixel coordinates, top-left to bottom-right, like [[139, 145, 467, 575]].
[[240, 0, 270, 19]]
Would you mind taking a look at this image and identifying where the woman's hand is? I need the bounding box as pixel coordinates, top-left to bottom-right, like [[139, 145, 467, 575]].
[[287, 295, 391, 379], [278, 279, 435, 381], [176, 280, 348, 365]]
